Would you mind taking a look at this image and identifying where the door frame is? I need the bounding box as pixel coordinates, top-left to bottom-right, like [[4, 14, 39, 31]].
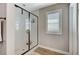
[[69, 3, 78, 55]]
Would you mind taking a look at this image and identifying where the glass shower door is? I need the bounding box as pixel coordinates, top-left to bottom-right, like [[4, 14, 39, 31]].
[[15, 5, 38, 54], [30, 14, 38, 49], [15, 7, 29, 54]]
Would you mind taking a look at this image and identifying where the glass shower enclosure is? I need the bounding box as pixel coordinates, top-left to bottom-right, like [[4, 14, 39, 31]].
[[15, 5, 38, 55]]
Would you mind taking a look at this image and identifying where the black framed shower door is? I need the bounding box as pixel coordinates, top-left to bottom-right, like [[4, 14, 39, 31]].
[[15, 4, 38, 55]]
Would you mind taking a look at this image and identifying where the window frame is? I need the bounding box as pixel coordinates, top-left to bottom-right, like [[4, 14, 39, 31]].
[[46, 9, 62, 35]]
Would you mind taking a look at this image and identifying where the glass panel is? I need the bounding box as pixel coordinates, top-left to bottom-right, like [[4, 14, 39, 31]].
[[15, 5, 38, 54], [47, 12, 59, 33], [48, 24, 59, 32], [30, 14, 38, 49], [15, 8, 29, 54]]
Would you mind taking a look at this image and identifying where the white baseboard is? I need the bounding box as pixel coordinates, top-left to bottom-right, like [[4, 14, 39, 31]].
[[38, 45, 71, 55]]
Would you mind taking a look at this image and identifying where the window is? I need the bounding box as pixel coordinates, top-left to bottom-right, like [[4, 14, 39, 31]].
[[47, 9, 62, 34]]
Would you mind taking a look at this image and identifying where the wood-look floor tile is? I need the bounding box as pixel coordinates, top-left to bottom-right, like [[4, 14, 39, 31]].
[[34, 47, 64, 55]]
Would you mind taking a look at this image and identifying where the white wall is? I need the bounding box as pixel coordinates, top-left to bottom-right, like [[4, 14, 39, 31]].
[[6, 4, 16, 54], [69, 4, 78, 55]]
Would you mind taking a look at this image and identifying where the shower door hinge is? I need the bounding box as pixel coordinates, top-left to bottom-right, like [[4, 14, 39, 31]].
[[26, 41, 32, 45]]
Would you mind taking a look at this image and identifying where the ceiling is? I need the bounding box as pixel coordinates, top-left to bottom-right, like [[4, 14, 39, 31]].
[[22, 3, 55, 11]]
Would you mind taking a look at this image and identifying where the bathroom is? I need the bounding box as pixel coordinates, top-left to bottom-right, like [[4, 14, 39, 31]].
[[0, 3, 79, 55]]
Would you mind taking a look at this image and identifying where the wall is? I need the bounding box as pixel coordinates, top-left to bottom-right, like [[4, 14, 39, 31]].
[[69, 4, 78, 55], [0, 3, 6, 17], [33, 3, 69, 52], [0, 3, 6, 55], [6, 4, 16, 54]]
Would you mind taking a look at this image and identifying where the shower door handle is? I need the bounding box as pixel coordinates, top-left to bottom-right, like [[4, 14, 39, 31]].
[[26, 29, 30, 45], [26, 29, 30, 50]]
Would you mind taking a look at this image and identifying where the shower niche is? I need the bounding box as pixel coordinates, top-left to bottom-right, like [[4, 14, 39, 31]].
[[15, 5, 38, 55]]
